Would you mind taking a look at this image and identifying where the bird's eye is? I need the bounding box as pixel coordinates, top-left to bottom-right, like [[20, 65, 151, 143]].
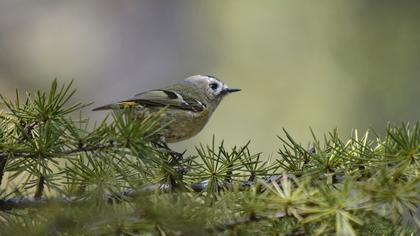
[[209, 83, 219, 90]]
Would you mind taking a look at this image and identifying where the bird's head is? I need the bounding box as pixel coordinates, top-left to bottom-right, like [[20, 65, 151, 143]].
[[185, 75, 241, 102]]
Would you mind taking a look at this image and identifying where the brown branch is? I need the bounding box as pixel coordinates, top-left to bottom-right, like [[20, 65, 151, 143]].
[[0, 143, 118, 160], [0, 179, 255, 211], [0, 197, 58, 210], [0, 143, 118, 189], [34, 175, 45, 199], [0, 184, 158, 211], [0, 156, 6, 185]]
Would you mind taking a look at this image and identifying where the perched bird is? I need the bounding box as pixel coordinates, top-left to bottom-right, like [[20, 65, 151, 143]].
[[93, 75, 240, 143]]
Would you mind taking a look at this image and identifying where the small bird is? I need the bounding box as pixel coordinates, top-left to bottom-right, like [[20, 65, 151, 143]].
[[93, 75, 240, 143]]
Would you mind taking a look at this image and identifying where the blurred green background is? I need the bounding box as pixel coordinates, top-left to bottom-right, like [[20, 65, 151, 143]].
[[1, 0, 419, 154]]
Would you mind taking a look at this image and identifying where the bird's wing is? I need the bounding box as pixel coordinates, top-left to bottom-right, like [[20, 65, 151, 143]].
[[93, 90, 206, 112]]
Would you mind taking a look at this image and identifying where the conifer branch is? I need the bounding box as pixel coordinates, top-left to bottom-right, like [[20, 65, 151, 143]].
[[0, 81, 418, 235]]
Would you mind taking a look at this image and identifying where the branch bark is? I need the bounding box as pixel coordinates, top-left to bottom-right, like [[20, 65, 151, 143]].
[[0, 156, 6, 185], [0, 178, 259, 211]]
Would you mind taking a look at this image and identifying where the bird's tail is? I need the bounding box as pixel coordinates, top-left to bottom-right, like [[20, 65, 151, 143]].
[[92, 104, 116, 111]]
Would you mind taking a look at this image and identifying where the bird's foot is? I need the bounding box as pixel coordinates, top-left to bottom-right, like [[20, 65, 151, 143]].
[[152, 140, 186, 167]]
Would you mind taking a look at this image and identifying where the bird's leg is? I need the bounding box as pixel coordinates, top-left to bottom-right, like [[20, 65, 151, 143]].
[[152, 136, 187, 175], [152, 136, 185, 163], [152, 137, 188, 190]]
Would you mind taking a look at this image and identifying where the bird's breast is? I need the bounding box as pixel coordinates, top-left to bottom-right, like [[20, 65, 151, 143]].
[[160, 109, 210, 143]]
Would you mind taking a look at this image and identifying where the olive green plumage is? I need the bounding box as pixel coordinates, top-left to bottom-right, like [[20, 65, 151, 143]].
[[93, 75, 240, 143]]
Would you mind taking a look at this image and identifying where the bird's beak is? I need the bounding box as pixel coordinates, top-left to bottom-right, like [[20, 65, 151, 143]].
[[226, 88, 241, 93]]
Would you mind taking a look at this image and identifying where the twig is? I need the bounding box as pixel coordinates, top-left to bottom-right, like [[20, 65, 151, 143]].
[[0, 143, 118, 160], [0, 156, 6, 185], [248, 171, 256, 182], [0, 184, 160, 211], [0, 197, 71, 210], [34, 175, 45, 199], [0, 179, 257, 211], [224, 162, 234, 183]]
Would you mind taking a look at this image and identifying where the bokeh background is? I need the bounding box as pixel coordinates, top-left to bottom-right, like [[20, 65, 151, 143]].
[[1, 0, 419, 155]]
